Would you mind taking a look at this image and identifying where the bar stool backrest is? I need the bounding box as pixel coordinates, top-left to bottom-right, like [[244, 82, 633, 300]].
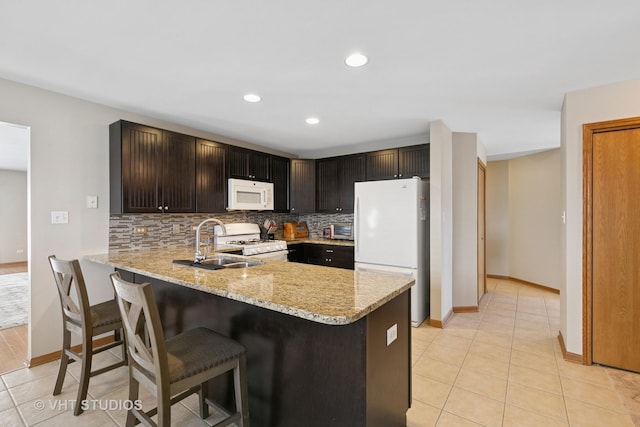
[[48, 256, 91, 332], [110, 273, 169, 389]]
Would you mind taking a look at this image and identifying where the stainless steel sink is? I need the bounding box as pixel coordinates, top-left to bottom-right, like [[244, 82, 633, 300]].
[[173, 256, 264, 270]]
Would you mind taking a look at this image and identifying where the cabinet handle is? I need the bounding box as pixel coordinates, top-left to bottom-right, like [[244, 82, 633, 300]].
[[158, 206, 163, 211], [326, 249, 334, 253], [399, 173, 403, 177], [336, 207, 340, 211], [164, 206, 168, 210], [394, 174, 397, 178], [291, 207, 295, 211]]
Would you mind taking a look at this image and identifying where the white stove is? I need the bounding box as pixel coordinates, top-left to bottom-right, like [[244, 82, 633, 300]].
[[213, 223, 288, 260]]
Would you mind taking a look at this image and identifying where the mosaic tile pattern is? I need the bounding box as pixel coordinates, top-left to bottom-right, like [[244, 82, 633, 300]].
[[109, 212, 353, 250]]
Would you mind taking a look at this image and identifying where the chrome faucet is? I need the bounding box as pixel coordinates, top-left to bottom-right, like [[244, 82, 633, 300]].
[[194, 218, 227, 263]]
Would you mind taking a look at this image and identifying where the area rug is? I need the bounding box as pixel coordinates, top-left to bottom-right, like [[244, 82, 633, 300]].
[[0, 272, 28, 330]]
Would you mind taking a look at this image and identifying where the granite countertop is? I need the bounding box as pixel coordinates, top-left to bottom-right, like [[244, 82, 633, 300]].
[[285, 238, 355, 247], [86, 247, 412, 325]]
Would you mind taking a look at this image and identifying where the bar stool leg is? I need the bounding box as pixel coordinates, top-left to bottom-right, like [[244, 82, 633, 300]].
[[234, 355, 250, 427], [53, 329, 71, 395], [125, 373, 139, 427], [199, 382, 209, 419], [74, 338, 93, 415]]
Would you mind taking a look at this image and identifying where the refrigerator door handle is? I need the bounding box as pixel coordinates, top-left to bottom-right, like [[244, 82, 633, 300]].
[[354, 196, 359, 257]]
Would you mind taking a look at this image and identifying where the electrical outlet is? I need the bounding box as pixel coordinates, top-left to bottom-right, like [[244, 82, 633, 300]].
[[386, 323, 398, 346], [172, 224, 180, 234], [134, 226, 148, 235]]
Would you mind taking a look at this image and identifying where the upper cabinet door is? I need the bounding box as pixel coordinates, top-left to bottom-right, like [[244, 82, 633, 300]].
[[111, 121, 196, 214], [290, 159, 315, 213], [250, 151, 271, 181], [316, 155, 364, 213], [398, 144, 429, 178], [366, 149, 399, 181], [228, 146, 271, 181], [196, 139, 227, 213], [162, 131, 196, 213], [271, 155, 290, 212], [117, 122, 163, 213], [339, 154, 365, 212], [316, 158, 340, 213], [364, 144, 429, 181]]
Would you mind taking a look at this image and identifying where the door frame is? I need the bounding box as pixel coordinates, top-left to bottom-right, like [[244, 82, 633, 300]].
[[477, 159, 487, 303], [582, 115, 640, 365]]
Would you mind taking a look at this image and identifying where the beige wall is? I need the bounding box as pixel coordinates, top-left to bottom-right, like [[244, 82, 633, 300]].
[[0, 77, 296, 360], [486, 161, 509, 276], [0, 169, 27, 263], [429, 120, 453, 322], [508, 150, 562, 289], [485, 150, 562, 290], [452, 132, 487, 308], [561, 79, 640, 355]]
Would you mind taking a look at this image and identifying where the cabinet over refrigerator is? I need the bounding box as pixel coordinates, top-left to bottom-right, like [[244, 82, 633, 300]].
[[354, 177, 429, 326]]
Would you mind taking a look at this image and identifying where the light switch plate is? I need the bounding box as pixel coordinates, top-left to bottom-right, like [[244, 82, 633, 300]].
[[386, 323, 398, 346], [51, 211, 69, 224]]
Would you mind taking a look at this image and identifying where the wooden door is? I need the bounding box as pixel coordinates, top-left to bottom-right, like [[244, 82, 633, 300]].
[[585, 118, 640, 373], [477, 160, 487, 303]]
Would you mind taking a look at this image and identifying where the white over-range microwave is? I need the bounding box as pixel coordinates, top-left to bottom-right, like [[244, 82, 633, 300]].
[[228, 178, 274, 211]]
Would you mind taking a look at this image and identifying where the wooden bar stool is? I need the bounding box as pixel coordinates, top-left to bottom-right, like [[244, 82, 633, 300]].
[[110, 272, 250, 427], [48, 255, 127, 415]]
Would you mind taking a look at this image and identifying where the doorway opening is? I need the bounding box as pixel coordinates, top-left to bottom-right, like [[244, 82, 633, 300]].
[[0, 120, 30, 374]]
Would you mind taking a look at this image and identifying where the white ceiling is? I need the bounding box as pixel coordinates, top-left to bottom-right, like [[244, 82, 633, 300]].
[[1, 0, 640, 167]]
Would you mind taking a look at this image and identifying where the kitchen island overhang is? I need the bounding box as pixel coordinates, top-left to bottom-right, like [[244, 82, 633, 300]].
[[87, 248, 413, 427]]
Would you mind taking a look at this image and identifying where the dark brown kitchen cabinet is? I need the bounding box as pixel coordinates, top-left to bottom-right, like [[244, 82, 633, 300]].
[[290, 159, 315, 213], [271, 155, 290, 212], [316, 154, 365, 213], [366, 144, 430, 181], [228, 146, 271, 181], [288, 243, 354, 270], [110, 121, 195, 214], [307, 244, 355, 270], [196, 139, 227, 213]]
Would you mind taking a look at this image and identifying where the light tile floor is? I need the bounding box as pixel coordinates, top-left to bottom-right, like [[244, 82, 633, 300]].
[[408, 278, 640, 427], [0, 278, 638, 426]]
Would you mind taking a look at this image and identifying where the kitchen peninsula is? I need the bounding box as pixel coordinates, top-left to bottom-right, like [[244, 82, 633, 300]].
[[87, 247, 413, 427]]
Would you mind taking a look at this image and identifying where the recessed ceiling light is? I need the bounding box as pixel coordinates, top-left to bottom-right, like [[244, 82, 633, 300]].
[[306, 117, 320, 125], [243, 93, 261, 103], [345, 53, 368, 67]]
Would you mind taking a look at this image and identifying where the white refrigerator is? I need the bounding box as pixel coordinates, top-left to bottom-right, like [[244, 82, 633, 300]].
[[354, 177, 429, 326]]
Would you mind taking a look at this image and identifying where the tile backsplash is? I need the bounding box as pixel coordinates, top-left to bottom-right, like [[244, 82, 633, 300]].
[[109, 212, 353, 251]]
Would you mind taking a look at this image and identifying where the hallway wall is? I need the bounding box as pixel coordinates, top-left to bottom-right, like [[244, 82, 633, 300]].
[[0, 170, 27, 263]]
